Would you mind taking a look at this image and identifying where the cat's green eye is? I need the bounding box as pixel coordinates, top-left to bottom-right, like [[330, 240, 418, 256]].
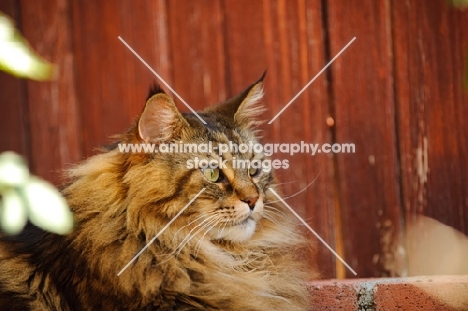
[[249, 166, 259, 177], [202, 168, 221, 182]]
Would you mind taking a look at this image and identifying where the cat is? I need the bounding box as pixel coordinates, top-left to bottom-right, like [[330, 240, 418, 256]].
[[0, 74, 317, 310]]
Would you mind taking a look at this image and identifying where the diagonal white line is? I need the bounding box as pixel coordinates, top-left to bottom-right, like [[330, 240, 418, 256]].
[[268, 37, 356, 124], [268, 188, 357, 276], [117, 188, 206, 276], [118, 36, 207, 124]]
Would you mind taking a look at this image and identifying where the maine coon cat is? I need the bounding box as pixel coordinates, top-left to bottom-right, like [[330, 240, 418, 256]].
[[0, 75, 317, 310]]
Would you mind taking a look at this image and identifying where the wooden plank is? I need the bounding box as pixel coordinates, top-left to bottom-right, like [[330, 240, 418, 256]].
[[0, 1, 29, 157], [224, 0, 336, 278], [223, 0, 268, 93], [166, 0, 226, 110], [18, 0, 82, 185], [72, 0, 172, 156], [393, 1, 468, 235], [326, 0, 402, 277]]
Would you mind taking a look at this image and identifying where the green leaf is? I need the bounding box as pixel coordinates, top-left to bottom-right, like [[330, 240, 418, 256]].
[[0, 151, 29, 186], [0, 188, 27, 235], [0, 12, 54, 80], [449, 0, 468, 8], [24, 177, 73, 235]]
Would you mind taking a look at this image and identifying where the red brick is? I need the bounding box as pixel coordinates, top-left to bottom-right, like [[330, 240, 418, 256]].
[[308, 275, 468, 310], [309, 279, 359, 311], [373, 276, 468, 311]]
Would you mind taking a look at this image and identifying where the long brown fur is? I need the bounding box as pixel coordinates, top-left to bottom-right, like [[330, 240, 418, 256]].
[[0, 76, 317, 310]]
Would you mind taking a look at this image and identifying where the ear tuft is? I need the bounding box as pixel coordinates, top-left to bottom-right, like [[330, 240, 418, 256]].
[[204, 72, 267, 128], [233, 82, 266, 127], [138, 94, 187, 143], [146, 83, 166, 101]]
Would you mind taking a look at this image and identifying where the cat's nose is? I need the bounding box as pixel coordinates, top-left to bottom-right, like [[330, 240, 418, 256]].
[[241, 196, 259, 211]]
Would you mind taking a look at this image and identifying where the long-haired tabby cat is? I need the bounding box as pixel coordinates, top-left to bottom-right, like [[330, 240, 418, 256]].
[[0, 75, 317, 310]]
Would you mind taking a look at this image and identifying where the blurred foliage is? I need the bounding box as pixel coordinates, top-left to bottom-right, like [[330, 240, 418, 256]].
[[450, 0, 468, 8], [0, 11, 54, 80], [0, 12, 70, 235], [447, 1, 468, 90], [0, 152, 73, 235]]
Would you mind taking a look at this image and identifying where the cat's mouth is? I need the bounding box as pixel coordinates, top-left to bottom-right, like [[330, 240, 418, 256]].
[[233, 216, 253, 226], [208, 216, 257, 242], [207, 199, 263, 241], [240, 217, 251, 225]]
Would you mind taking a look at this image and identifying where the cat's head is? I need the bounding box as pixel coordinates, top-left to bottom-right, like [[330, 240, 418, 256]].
[[123, 74, 273, 242]]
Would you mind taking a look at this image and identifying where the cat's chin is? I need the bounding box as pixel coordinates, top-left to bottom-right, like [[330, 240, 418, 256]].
[[209, 218, 257, 242]]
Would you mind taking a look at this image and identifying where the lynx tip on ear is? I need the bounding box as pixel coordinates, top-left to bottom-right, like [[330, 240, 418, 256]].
[[257, 70, 267, 84]]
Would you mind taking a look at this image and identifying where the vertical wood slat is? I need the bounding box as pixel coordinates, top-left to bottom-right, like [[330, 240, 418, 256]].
[[393, 1, 468, 234], [294, 0, 337, 278], [72, 0, 128, 156], [326, 0, 403, 277], [167, 0, 227, 110], [121, 0, 172, 114], [18, 0, 82, 185], [72, 0, 172, 156], [224, 0, 336, 277], [0, 0, 29, 157]]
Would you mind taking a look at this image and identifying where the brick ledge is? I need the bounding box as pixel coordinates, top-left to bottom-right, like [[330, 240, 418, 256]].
[[308, 275, 468, 310]]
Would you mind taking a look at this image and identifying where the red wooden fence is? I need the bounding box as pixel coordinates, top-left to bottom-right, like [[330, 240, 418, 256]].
[[1, 0, 467, 279]]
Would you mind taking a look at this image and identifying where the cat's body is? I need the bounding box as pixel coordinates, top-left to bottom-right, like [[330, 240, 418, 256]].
[[0, 77, 317, 310]]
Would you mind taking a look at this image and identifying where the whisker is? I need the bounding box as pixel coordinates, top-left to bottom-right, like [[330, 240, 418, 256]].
[[156, 216, 219, 266], [263, 204, 288, 217], [171, 211, 217, 242], [169, 215, 218, 255], [216, 214, 234, 239], [266, 172, 321, 203], [176, 217, 219, 257], [263, 206, 294, 224], [262, 212, 282, 224], [263, 210, 291, 223], [268, 181, 298, 187], [178, 215, 217, 246], [262, 214, 295, 235], [193, 218, 222, 258]]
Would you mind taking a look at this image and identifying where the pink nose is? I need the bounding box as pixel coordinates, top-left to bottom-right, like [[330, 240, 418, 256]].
[[241, 196, 259, 210]]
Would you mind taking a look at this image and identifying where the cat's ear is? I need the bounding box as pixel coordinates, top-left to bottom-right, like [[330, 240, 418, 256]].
[[206, 72, 266, 128], [138, 93, 188, 143], [233, 75, 265, 127]]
